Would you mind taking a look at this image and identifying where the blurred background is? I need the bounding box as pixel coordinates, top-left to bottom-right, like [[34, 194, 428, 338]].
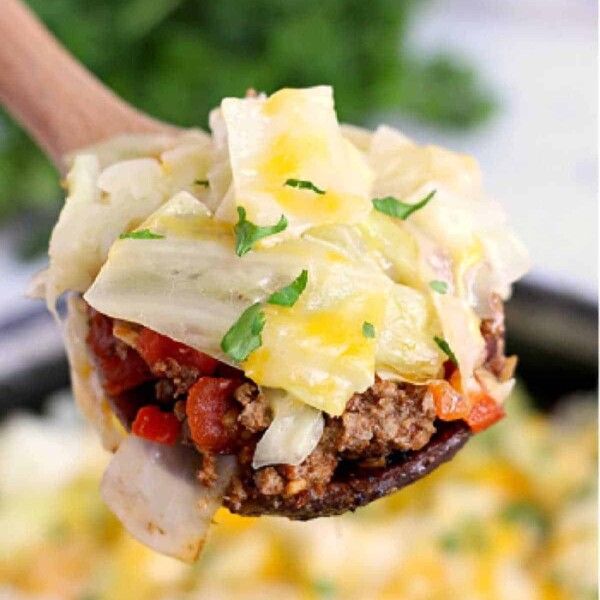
[[0, 0, 597, 598]]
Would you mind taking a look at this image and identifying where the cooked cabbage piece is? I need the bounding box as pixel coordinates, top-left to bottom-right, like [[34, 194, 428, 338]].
[[39, 85, 528, 421], [221, 86, 373, 233]]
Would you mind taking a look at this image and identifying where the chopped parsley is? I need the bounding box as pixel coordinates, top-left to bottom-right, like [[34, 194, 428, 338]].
[[284, 178, 325, 195], [194, 179, 209, 187], [434, 335, 458, 367], [267, 270, 308, 307], [362, 321, 376, 338], [313, 578, 337, 599], [439, 531, 460, 554], [439, 519, 488, 554], [429, 280, 448, 294], [372, 190, 436, 220], [119, 229, 165, 240], [501, 501, 549, 535], [234, 206, 288, 256], [221, 270, 309, 361], [220, 303, 266, 362]]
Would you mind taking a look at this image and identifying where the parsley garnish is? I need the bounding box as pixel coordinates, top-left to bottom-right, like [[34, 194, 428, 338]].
[[220, 303, 266, 362], [439, 532, 460, 554], [439, 519, 488, 554], [501, 502, 549, 534], [434, 335, 458, 367], [284, 178, 325, 195], [194, 179, 209, 187], [221, 270, 308, 361], [313, 578, 337, 599], [372, 190, 436, 220], [234, 207, 288, 256], [362, 321, 376, 338], [267, 270, 308, 307], [119, 229, 165, 240], [429, 280, 448, 294]]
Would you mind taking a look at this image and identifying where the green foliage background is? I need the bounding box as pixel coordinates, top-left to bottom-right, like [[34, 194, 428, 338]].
[[0, 0, 495, 250]]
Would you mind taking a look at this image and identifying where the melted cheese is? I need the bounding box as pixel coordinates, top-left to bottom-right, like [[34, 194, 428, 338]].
[[220, 86, 373, 232], [243, 287, 388, 415]]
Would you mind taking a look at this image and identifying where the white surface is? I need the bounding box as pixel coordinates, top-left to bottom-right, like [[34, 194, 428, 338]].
[[403, 0, 598, 300]]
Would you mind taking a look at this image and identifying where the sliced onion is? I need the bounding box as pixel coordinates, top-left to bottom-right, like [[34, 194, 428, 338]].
[[252, 389, 324, 469], [434, 293, 486, 389], [475, 368, 515, 405], [101, 435, 237, 562], [64, 295, 123, 452]]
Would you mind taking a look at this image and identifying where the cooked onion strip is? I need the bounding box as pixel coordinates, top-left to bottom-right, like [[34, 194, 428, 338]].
[[101, 435, 237, 562]]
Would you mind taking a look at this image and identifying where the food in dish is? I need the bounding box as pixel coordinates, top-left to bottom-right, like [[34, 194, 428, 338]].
[[2, 389, 595, 598], [31, 86, 529, 560]]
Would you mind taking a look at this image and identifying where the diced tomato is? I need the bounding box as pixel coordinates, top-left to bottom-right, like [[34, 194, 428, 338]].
[[448, 369, 463, 394], [132, 405, 181, 445], [186, 377, 242, 453], [466, 392, 506, 433], [136, 328, 219, 375], [442, 359, 456, 380], [430, 364, 505, 432], [87, 308, 116, 357], [87, 310, 153, 396], [428, 380, 470, 421]]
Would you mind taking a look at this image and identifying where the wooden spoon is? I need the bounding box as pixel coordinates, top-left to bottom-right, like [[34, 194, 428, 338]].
[[0, 0, 174, 170]]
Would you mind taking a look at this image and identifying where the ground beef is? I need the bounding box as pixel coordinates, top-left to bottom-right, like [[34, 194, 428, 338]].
[[226, 420, 471, 519], [332, 380, 437, 457], [234, 383, 272, 432], [231, 378, 438, 509], [481, 293, 506, 377], [85, 298, 507, 518], [254, 467, 286, 495], [197, 451, 218, 487], [151, 358, 201, 397]]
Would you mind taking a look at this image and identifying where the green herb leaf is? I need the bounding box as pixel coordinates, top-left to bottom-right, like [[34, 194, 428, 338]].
[[267, 270, 308, 307], [234, 207, 288, 256], [313, 577, 337, 599], [429, 280, 448, 294], [362, 321, 376, 338], [439, 532, 460, 554], [439, 518, 488, 554], [372, 190, 436, 220], [434, 335, 458, 367], [220, 303, 266, 362], [119, 229, 165, 240], [501, 502, 549, 534], [284, 178, 325, 195], [194, 179, 209, 187]]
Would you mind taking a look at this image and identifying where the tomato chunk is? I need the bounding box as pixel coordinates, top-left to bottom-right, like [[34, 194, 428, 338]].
[[136, 328, 219, 375], [186, 377, 241, 453], [429, 380, 470, 421], [132, 405, 181, 445], [87, 310, 153, 396], [430, 365, 505, 432], [466, 393, 506, 433]]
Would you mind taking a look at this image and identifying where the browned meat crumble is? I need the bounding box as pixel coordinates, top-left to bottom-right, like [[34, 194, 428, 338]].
[[86, 299, 508, 518], [224, 379, 438, 512]]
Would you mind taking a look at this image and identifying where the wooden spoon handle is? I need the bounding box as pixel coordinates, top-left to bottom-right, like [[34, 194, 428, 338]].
[[0, 0, 173, 169]]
